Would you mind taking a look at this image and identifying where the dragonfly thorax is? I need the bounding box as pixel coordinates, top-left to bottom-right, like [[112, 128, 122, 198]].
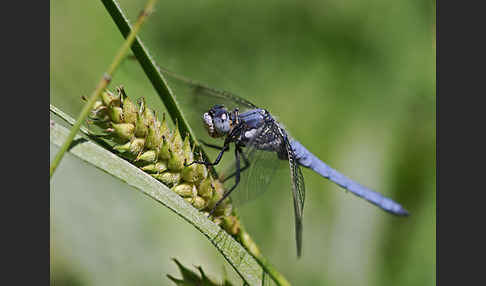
[[202, 104, 237, 138]]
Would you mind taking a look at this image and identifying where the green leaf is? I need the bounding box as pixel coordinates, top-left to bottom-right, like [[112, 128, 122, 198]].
[[100, 0, 197, 148], [167, 258, 233, 286], [49, 0, 157, 178], [50, 108, 266, 285], [52, 1, 292, 284]]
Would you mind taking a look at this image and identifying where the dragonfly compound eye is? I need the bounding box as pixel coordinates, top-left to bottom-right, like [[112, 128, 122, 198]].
[[202, 112, 216, 137], [212, 112, 231, 137]]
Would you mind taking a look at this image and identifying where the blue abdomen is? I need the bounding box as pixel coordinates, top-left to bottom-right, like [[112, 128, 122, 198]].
[[290, 139, 409, 216]]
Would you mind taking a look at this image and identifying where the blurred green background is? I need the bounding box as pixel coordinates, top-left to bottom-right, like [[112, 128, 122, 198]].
[[50, 0, 435, 285]]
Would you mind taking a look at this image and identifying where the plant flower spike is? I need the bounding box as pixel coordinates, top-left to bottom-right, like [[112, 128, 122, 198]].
[[88, 86, 241, 236]]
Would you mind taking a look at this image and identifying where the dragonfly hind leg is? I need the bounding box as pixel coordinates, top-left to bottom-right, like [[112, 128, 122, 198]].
[[209, 147, 242, 216], [221, 147, 250, 182], [197, 140, 250, 180]]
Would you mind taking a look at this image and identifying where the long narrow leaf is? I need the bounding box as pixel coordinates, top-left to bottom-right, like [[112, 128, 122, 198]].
[[50, 114, 265, 285], [49, 0, 157, 178], [100, 0, 194, 145], [95, 1, 291, 285], [100, 0, 220, 178]]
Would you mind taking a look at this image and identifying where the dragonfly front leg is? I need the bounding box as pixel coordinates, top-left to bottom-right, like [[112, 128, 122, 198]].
[[209, 147, 242, 216], [185, 142, 229, 167], [186, 125, 241, 167], [199, 140, 226, 151]]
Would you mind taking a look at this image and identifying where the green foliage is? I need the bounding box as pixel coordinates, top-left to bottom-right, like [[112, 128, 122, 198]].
[[50, 113, 267, 285], [167, 258, 234, 286], [51, 0, 435, 285]]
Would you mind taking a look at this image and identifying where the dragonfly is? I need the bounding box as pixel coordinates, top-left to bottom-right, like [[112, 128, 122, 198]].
[[160, 67, 409, 257]]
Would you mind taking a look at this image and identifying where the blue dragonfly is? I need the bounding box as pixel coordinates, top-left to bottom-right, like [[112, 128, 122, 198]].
[[160, 67, 409, 257]]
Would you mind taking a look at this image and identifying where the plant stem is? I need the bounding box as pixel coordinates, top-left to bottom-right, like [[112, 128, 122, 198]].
[[92, 1, 292, 285], [49, 0, 158, 178], [99, 0, 218, 177], [238, 227, 292, 286]]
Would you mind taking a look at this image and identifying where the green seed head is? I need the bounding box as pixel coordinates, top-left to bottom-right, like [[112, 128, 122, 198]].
[[113, 141, 131, 153], [181, 164, 197, 183], [110, 123, 135, 141], [101, 90, 120, 107], [182, 135, 193, 163], [90, 103, 108, 121], [145, 123, 163, 150], [181, 161, 207, 184], [171, 122, 183, 154], [212, 179, 225, 201], [152, 171, 181, 186], [108, 106, 124, 123], [208, 195, 231, 217], [121, 96, 137, 124], [158, 138, 171, 160], [212, 217, 223, 226], [130, 138, 146, 155], [92, 100, 105, 112], [168, 150, 185, 171], [134, 111, 148, 138], [211, 203, 228, 218], [91, 87, 242, 241], [137, 150, 157, 163], [159, 113, 170, 138], [173, 183, 197, 197], [222, 202, 233, 217], [142, 107, 156, 127], [141, 161, 168, 173], [197, 177, 214, 199], [114, 137, 145, 155], [195, 153, 208, 180], [192, 196, 207, 210]]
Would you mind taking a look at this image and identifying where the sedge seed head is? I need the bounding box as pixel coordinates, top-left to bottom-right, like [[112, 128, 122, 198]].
[[108, 107, 124, 123], [152, 171, 181, 186], [141, 161, 168, 173], [101, 90, 120, 107], [146, 124, 163, 150], [173, 183, 196, 197], [137, 150, 157, 163], [192, 196, 207, 210], [158, 139, 171, 161], [168, 151, 185, 171], [134, 112, 148, 138], [121, 96, 138, 124], [110, 123, 135, 141]]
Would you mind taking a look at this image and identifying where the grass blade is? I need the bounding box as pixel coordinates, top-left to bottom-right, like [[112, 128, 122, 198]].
[[91, 1, 292, 284], [49, 0, 158, 178], [50, 112, 266, 285]]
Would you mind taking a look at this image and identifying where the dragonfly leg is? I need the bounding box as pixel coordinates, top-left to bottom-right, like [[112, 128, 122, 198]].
[[221, 146, 250, 182], [209, 147, 241, 216], [185, 142, 229, 167], [199, 140, 226, 150]]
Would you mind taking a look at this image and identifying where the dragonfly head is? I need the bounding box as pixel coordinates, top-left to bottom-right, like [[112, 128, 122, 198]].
[[203, 105, 232, 138]]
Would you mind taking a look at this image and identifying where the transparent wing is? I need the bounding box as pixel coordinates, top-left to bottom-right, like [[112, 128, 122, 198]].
[[220, 119, 306, 257], [280, 130, 306, 258], [159, 66, 257, 109], [219, 143, 284, 206], [218, 114, 292, 205], [160, 67, 258, 142]]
